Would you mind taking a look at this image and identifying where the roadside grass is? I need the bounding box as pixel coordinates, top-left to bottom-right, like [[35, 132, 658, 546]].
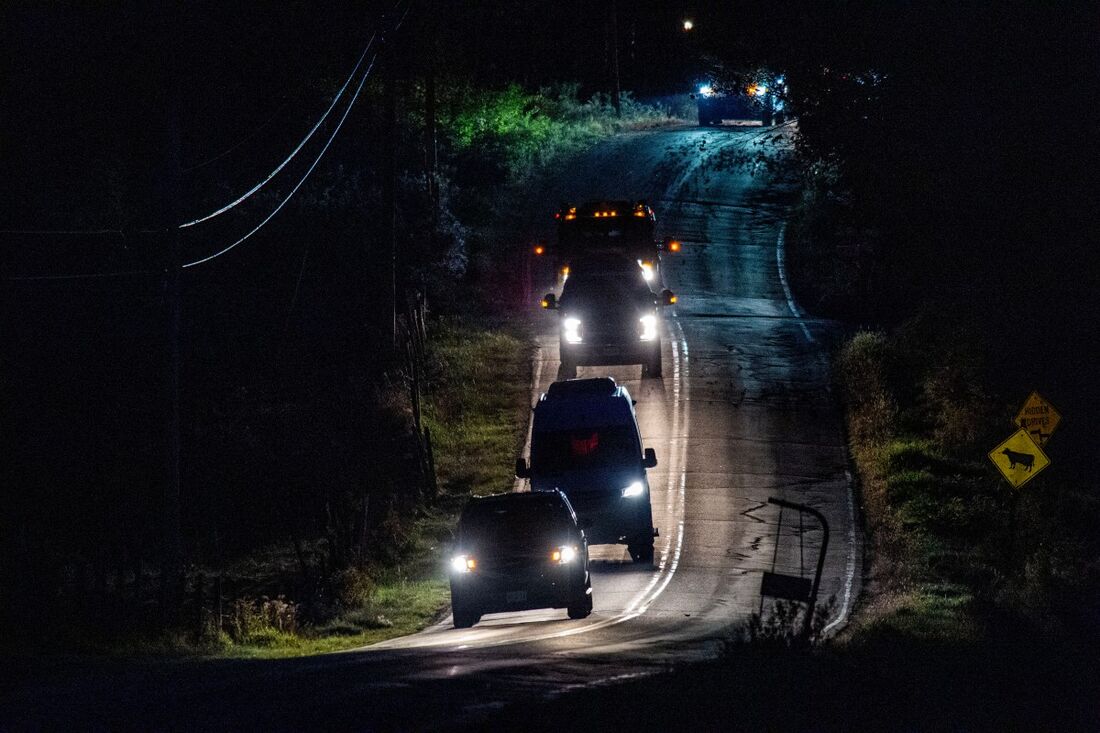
[[28, 319, 533, 663], [423, 318, 533, 498], [833, 323, 1100, 651]]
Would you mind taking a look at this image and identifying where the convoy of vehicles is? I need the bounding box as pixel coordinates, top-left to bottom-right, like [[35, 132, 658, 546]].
[[449, 490, 592, 628], [516, 378, 658, 564], [694, 74, 788, 126], [449, 199, 678, 629]]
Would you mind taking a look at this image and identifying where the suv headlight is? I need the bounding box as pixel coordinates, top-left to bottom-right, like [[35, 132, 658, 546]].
[[563, 317, 583, 343], [639, 314, 658, 341], [551, 545, 578, 564], [450, 554, 476, 573], [622, 481, 645, 498]]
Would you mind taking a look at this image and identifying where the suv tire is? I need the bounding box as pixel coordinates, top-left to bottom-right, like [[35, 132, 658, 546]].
[[452, 601, 481, 629], [628, 540, 655, 565], [567, 584, 593, 620]]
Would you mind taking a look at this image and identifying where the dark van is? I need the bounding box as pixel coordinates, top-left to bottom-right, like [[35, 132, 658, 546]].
[[516, 378, 658, 563]]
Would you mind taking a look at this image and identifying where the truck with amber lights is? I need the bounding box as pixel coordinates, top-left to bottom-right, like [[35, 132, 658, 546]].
[[448, 490, 592, 628], [547, 200, 680, 285], [516, 377, 658, 564], [542, 256, 675, 379], [694, 74, 787, 126]]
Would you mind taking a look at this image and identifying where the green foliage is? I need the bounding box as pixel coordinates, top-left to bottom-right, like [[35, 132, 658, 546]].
[[837, 323, 1100, 649], [441, 82, 668, 187]]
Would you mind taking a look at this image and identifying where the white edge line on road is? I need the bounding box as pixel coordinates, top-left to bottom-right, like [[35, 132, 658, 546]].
[[513, 341, 544, 492], [774, 222, 858, 637], [823, 469, 857, 635], [775, 222, 814, 344]]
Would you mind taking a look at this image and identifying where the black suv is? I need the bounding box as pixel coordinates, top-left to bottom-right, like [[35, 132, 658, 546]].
[[449, 490, 592, 629], [542, 257, 674, 379]]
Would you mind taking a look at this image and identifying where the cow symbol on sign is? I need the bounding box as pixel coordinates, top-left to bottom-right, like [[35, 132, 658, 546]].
[[1000, 448, 1035, 472]]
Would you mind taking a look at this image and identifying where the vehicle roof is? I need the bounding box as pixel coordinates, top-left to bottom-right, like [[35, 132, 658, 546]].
[[461, 490, 572, 517], [535, 378, 636, 430]]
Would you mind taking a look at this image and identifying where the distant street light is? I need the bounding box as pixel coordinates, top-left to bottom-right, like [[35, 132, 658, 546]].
[[682, 19, 694, 31]]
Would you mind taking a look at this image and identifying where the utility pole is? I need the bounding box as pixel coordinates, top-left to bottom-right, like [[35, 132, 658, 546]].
[[380, 22, 398, 349], [423, 0, 438, 216], [161, 92, 184, 626], [610, 0, 622, 117]]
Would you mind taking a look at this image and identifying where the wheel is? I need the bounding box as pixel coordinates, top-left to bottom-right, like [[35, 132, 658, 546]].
[[567, 582, 593, 620], [628, 541, 655, 565], [559, 359, 577, 379], [452, 600, 480, 629], [642, 352, 662, 379]]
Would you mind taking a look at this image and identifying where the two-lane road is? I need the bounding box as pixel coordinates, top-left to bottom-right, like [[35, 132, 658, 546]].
[[5, 126, 860, 731]]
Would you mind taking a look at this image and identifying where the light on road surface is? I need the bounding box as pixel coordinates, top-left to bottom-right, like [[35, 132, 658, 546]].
[[639, 261, 655, 281], [622, 481, 644, 497], [639, 314, 658, 341]]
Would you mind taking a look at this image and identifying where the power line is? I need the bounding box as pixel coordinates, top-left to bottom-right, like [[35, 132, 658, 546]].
[[180, 99, 292, 173], [182, 52, 378, 268], [177, 31, 378, 229], [4, 269, 154, 281]]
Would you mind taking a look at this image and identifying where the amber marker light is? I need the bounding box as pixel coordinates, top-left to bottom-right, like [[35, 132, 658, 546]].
[[534, 244, 545, 256]]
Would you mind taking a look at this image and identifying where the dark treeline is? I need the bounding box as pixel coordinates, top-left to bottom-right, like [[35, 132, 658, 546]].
[[0, 1, 611, 639], [698, 1, 1100, 637], [700, 0, 1099, 433]]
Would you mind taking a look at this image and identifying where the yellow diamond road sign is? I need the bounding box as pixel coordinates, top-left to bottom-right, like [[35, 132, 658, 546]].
[[1014, 391, 1061, 446], [988, 428, 1050, 489]]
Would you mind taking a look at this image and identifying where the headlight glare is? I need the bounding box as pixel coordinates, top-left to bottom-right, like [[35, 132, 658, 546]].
[[552, 545, 578, 564], [622, 481, 644, 498], [451, 555, 475, 573], [563, 317, 583, 343], [639, 314, 658, 341]]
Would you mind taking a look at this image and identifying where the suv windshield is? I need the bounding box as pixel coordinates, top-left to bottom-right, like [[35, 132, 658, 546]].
[[461, 498, 571, 546], [532, 425, 638, 474]]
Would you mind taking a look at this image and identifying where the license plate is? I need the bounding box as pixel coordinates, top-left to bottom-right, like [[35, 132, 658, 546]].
[[506, 590, 527, 603]]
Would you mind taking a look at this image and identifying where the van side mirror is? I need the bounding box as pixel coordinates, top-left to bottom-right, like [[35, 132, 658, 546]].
[[643, 448, 658, 468], [515, 458, 530, 479], [541, 293, 557, 310], [660, 289, 677, 307]]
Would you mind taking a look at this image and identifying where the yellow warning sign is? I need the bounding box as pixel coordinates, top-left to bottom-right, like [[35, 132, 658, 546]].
[[988, 428, 1050, 489], [1014, 391, 1061, 446]]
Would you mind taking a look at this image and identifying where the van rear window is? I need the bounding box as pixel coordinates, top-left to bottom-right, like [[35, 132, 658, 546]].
[[532, 426, 637, 473]]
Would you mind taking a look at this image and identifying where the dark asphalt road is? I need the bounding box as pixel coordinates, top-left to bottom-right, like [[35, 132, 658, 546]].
[[4, 125, 860, 731]]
